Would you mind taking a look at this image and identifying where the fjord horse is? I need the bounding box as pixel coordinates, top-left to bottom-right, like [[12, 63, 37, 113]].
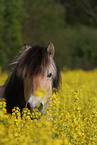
[[0, 43, 60, 113]]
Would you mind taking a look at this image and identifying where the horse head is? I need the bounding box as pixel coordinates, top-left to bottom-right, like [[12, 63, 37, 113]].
[[2, 43, 60, 113]]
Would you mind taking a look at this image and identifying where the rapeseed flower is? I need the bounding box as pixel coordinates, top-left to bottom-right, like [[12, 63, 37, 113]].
[[0, 70, 97, 144], [34, 88, 47, 98]]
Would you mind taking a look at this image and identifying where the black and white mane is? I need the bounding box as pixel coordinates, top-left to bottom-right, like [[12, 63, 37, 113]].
[[0, 43, 60, 113]]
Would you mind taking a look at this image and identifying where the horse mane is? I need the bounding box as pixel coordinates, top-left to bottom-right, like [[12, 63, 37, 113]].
[[3, 45, 60, 113]]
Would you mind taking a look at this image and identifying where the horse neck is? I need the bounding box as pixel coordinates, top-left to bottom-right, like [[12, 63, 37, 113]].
[[4, 67, 25, 113], [0, 85, 5, 98]]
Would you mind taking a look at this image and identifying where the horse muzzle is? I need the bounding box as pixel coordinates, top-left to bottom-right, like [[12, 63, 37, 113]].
[[26, 95, 44, 113], [27, 102, 43, 113]]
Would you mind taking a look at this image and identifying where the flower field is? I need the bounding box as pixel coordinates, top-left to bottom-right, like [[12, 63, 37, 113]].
[[0, 69, 97, 145]]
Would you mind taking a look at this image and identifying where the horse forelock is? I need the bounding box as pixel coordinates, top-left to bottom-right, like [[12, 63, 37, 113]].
[[15, 45, 52, 78]]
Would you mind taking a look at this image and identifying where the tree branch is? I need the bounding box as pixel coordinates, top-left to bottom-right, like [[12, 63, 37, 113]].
[[81, 0, 97, 26]]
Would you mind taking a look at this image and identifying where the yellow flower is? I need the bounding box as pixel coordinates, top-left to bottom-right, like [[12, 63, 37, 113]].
[[34, 88, 47, 98], [0, 70, 97, 145]]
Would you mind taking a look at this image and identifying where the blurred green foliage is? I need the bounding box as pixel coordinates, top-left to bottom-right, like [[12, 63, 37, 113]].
[[63, 26, 97, 69], [0, 0, 97, 70], [0, 0, 24, 69], [54, 0, 97, 27], [0, 50, 7, 71]]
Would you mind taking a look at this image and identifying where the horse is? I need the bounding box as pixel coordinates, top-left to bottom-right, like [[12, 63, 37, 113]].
[[0, 42, 60, 113]]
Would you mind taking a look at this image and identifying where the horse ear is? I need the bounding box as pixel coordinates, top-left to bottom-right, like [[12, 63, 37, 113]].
[[47, 42, 55, 58], [22, 43, 28, 51]]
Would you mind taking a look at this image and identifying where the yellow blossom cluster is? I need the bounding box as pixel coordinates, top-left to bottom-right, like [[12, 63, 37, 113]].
[[0, 69, 97, 145]]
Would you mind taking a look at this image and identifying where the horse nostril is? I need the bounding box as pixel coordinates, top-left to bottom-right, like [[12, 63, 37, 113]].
[[37, 103, 43, 112], [27, 101, 43, 113], [27, 102, 31, 110]]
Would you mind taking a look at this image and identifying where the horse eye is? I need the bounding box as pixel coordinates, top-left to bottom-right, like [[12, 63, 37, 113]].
[[47, 73, 52, 78]]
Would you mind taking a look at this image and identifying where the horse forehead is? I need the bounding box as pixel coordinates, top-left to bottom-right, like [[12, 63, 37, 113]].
[[33, 75, 48, 86], [33, 74, 52, 89], [33, 75, 43, 84]]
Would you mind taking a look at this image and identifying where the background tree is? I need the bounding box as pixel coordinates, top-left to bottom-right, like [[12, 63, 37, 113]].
[[54, 0, 97, 27], [1, 0, 25, 65], [0, 0, 5, 48], [1, 0, 97, 71], [0, 0, 7, 70]]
